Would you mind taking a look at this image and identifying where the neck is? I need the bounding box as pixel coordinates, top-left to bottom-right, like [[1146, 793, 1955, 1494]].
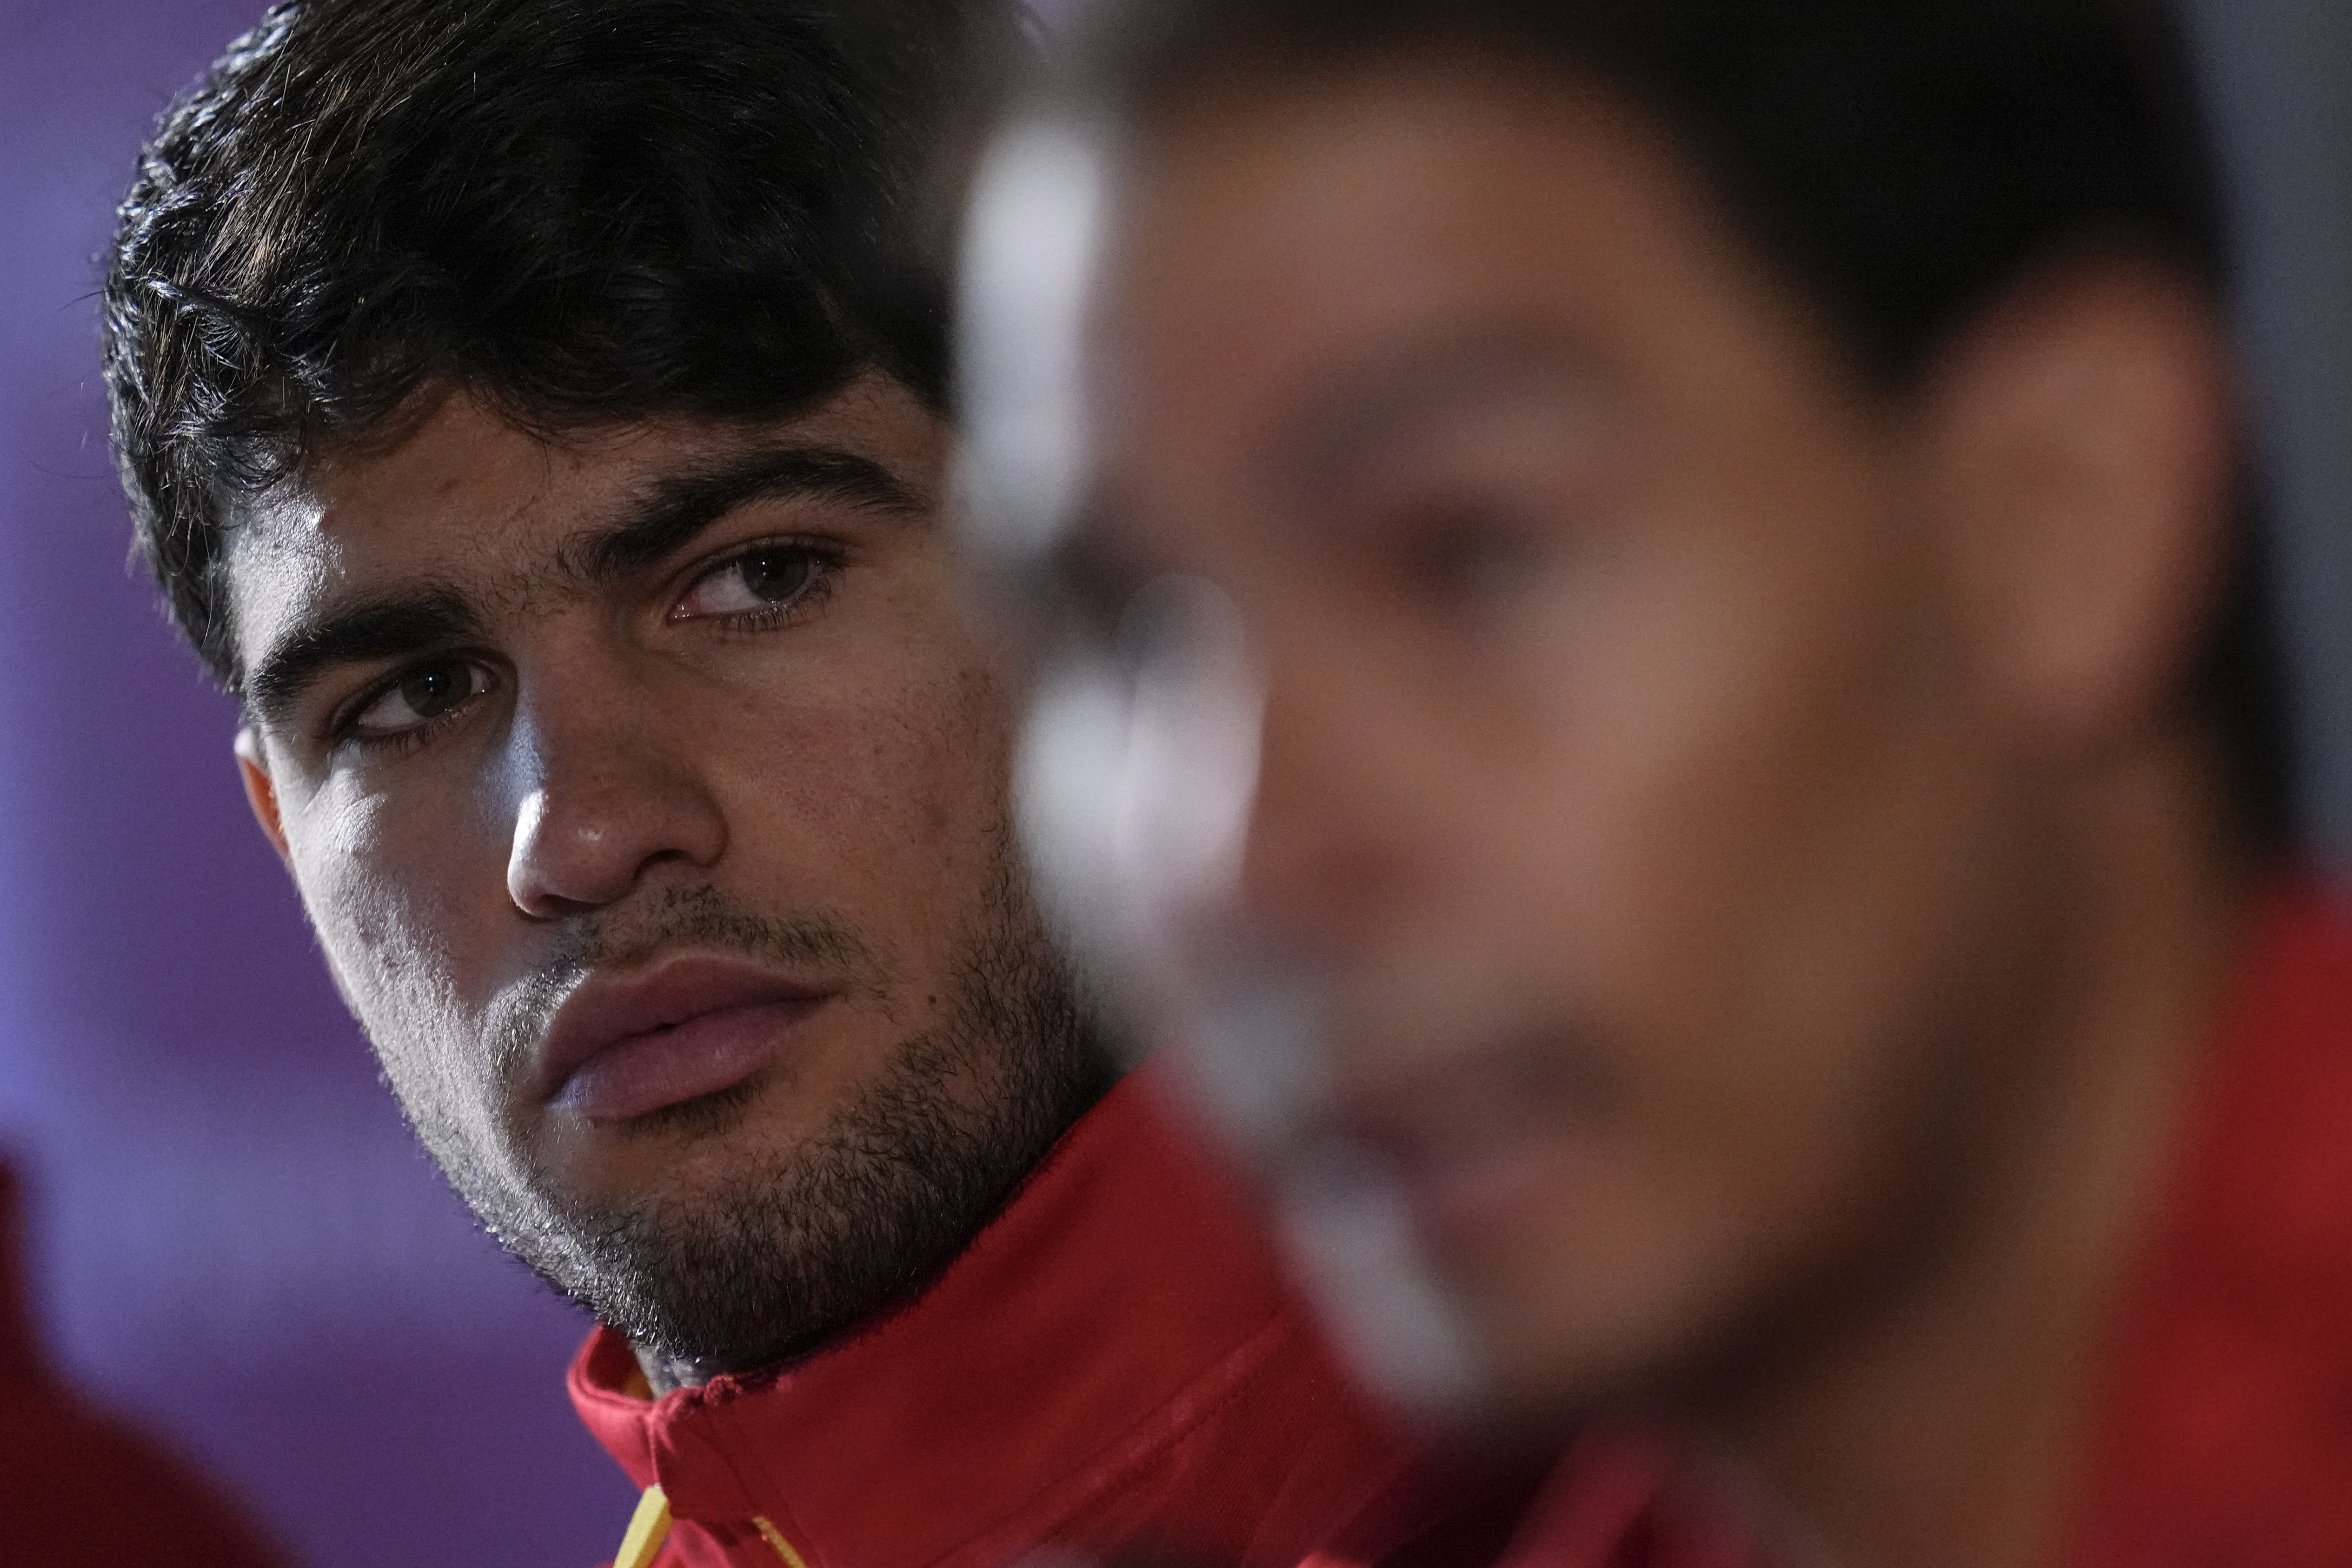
[[1710, 726, 2258, 1568], [631, 1347, 690, 1397]]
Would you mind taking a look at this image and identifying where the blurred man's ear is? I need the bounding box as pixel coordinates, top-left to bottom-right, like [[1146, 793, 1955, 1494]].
[[234, 727, 293, 866], [1916, 250, 2234, 751]]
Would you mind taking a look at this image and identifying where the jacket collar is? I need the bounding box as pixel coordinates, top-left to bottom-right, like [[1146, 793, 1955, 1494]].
[[2068, 870, 2352, 1563], [570, 1063, 1310, 1564]]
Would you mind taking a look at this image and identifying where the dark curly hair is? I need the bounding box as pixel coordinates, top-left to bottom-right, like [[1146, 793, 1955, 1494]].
[[106, 0, 984, 689]]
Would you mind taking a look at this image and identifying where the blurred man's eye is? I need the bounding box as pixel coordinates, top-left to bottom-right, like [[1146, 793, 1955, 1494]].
[[1393, 498, 1549, 611], [1033, 523, 1161, 663]]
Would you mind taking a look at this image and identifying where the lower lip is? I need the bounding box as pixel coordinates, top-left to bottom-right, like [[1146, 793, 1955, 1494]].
[[1401, 1130, 1591, 1265], [548, 999, 824, 1123]]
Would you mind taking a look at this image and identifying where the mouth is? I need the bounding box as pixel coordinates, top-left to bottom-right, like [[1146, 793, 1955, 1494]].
[[1320, 1030, 1609, 1262], [532, 955, 837, 1125]]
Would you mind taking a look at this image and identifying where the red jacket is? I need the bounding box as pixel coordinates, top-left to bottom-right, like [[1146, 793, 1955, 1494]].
[[2067, 873, 2352, 1564], [0, 1162, 289, 1568], [571, 1067, 1493, 1568], [1492, 873, 2352, 1568]]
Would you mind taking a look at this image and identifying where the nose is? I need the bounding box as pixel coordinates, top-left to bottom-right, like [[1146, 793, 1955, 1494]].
[[501, 676, 729, 919], [1234, 637, 1434, 956]]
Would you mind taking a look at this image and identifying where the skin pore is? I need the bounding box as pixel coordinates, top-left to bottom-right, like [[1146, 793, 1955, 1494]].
[[1073, 59, 2250, 1568], [227, 373, 1105, 1389]]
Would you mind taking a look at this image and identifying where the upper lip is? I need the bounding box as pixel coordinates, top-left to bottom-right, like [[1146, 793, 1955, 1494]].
[[528, 953, 836, 1105], [1317, 1026, 1609, 1180]]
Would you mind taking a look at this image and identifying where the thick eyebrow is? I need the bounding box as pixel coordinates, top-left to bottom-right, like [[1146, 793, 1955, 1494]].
[[573, 445, 927, 584], [1269, 330, 1613, 497], [240, 445, 923, 736], [244, 585, 485, 735]]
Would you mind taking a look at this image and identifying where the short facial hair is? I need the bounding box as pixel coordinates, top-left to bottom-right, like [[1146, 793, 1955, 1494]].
[[400, 856, 1112, 1382]]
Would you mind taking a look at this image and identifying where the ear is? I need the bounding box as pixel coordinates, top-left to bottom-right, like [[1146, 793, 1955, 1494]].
[[1915, 250, 2235, 751], [235, 726, 294, 867]]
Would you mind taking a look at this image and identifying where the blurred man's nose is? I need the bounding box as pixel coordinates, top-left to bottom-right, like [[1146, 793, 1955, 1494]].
[[500, 659, 729, 919], [1235, 637, 1433, 957]]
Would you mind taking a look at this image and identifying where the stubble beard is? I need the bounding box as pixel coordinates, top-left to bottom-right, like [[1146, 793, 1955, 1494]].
[[389, 858, 1114, 1382]]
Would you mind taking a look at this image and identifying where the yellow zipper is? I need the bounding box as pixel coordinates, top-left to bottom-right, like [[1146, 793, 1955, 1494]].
[[615, 1486, 672, 1568], [609, 1485, 811, 1568]]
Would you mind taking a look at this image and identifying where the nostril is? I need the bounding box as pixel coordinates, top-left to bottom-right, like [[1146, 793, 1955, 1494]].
[[503, 764, 731, 918], [507, 787, 624, 917], [506, 789, 550, 914]]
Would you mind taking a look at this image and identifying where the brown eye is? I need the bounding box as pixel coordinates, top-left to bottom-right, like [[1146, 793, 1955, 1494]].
[[350, 658, 489, 739], [1399, 503, 1545, 608], [736, 549, 815, 604], [675, 545, 825, 619]]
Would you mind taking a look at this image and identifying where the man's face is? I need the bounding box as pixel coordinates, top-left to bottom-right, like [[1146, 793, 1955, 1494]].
[[1060, 65, 2073, 1421], [228, 374, 1100, 1378]]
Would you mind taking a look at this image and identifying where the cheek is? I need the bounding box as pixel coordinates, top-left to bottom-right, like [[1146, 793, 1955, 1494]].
[[1408, 609, 1990, 1394], [285, 785, 499, 1110], [715, 643, 1017, 902], [1455, 507, 1991, 1182]]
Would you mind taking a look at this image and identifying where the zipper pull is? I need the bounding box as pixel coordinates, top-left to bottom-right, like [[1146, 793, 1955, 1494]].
[[615, 1484, 674, 1568]]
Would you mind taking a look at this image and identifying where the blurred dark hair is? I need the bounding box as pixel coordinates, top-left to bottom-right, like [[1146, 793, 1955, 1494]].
[[1062, 0, 2295, 847], [107, 0, 989, 690]]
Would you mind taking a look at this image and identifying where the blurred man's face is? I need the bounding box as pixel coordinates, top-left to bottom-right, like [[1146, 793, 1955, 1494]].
[[226, 374, 1099, 1381], [1066, 64, 2079, 1421]]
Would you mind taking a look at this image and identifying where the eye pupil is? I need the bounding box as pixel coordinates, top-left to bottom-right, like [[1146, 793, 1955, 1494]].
[[739, 551, 812, 603], [400, 664, 468, 719]]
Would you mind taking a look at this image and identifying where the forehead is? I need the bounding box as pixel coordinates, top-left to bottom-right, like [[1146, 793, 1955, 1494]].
[[229, 394, 598, 601], [1093, 57, 1824, 474]]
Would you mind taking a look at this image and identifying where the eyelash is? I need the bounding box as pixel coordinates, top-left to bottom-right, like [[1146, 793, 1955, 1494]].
[[679, 535, 846, 637], [323, 538, 847, 757], [326, 658, 495, 757]]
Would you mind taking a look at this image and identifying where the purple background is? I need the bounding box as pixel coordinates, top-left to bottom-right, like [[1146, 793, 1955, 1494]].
[[0, 4, 636, 1564], [0, 5, 2345, 1568]]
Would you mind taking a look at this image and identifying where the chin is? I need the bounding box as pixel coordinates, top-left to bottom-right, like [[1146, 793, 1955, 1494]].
[[1442, 1221, 1725, 1423], [1469, 1308, 1659, 1430]]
